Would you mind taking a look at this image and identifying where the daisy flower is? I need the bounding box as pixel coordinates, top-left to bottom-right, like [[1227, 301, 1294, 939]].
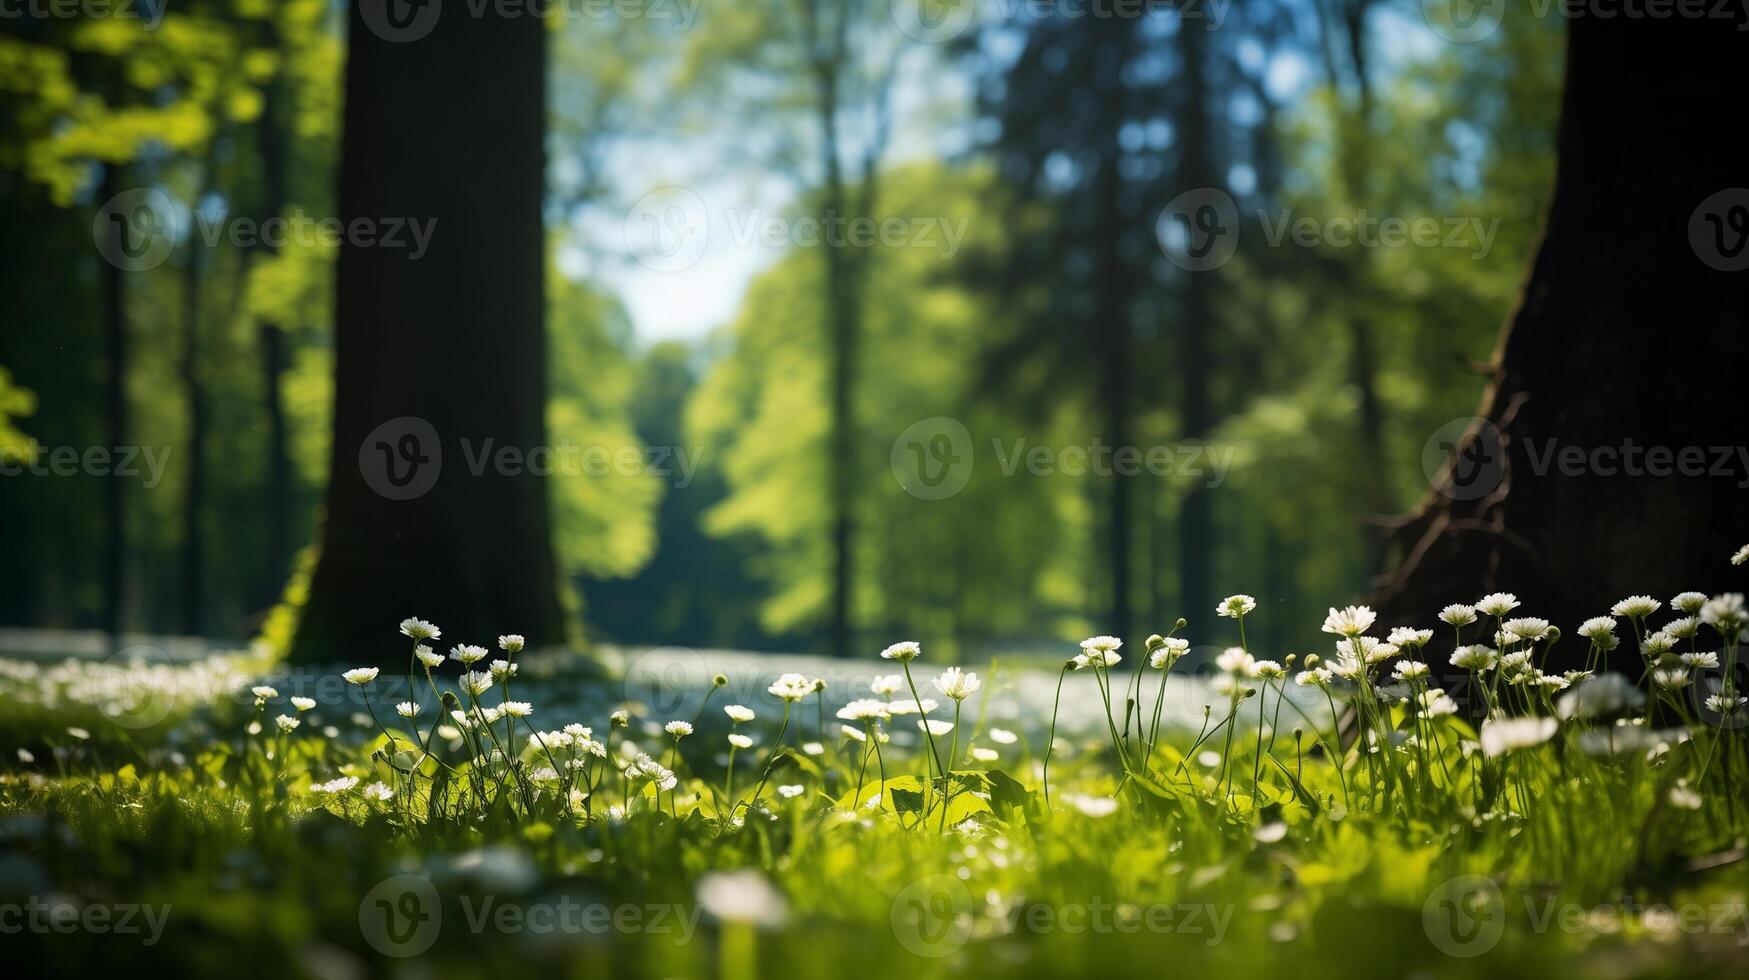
[[414, 646, 444, 669], [1450, 645, 1499, 671], [458, 671, 494, 697], [399, 617, 440, 642], [1502, 617, 1551, 642], [449, 644, 488, 666], [767, 673, 814, 701], [1610, 595, 1660, 619], [728, 733, 753, 749], [870, 674, 903, 696], [502, 702, 533, 718], [1321, 605, 1376, 638], [1439, 604, 1478, 627], [395, 701, 422, 718], [1387, 627, 1433, 649], [1216, 595, 1257, 618], [363, 781, 394, 802], [931, 667, 981, 701], [724, 704, 756, 723], [342, 667, 379, 686], [291, 696, 317, 712], [1671, 591, 1707, 613], [498, 634, 525, 653], [275, 715, 299, 733], [879, 641, 921, 662], [1475, 593, 1520, 617], [664, 720, 693, 737], [1149, 637, 1190, 668]]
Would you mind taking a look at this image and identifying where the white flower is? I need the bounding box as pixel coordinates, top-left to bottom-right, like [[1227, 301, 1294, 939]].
[[502, 701, 533, 718], [1216, 595, 1257, 618], [724, 704, 756, 723], [363, 781, 394, 802], [414, 645, 444, 669], [1149, 637, 1190, 668], [252, 685, 279, 701], [887, 698, 937, 715], [1705, 693, 1746, 716], [1502, 617, 1551, 641], [1672, 591, 1708, 613], [1321, 605, 1375, 637], [1652, 668, 1690, 691], [1577, 617, 1616, 640], [1679, 651, 1720, 669], [489, 659, 518, 681], [1418, 689, 1459, 717], [918, 719, 955, 736], [768, 673, 814, 701], [459, 671, 494, 697], [1663, 616, 1699, 640], [696, 871, 788, 928], [777, 784, 805, 799], [1610, 595, 1661, 619], [664, 720, 693, 737], [275, 714, 300, 733], [1642, 631, 1678, 656], [399, 617, 440, 641], [498, 634, 525, 653], [1476, 593, 1520, 617], [1669, 783, 1704, 809], [801, 741, 823, 756], [626, 754, 677, 791], [1439, 604, 1478, 627], [970, 747, 999, 762], [870, 674, 903, 696], [1387, 627, 1433, 648], [449, 644, 488, 665], [931, 667, 981, 701], [1294, 668, 1332, 688], [1392, 660, 1430, 681], [291, 696, 317, 712], [836, 698, 891, 721], [1065, 794, 1119, 817], [1556, 673, 1645, 719], [1450, 645, 1498, 671], [1251, 660, 1287, 680], [728, 733, 753, 749], [1732, 543, 1749, 566], [988, 727, 1018, 744], [879, 641, 921, 662], [1215, 647, 1255, 676], [395, 701, 422, 718], [342, 667, 379, 686], [310, 776, 360, 793], [1076, 636, 1123, 670], [1479, 716, 1557, 757], [1700, 593, 1746, 630]]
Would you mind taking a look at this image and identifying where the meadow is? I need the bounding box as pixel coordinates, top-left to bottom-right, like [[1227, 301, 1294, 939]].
[[4, 557, 1748, 978]]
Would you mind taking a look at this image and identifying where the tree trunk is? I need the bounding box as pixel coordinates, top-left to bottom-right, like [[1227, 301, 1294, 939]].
[[178, 155, 212, 636], [255, 21, 292, 607], [291, 7, 563, 663], [1175, 18, 1214, 627], [99, 162, 128, 642], [1374, 18, 1749, 667]]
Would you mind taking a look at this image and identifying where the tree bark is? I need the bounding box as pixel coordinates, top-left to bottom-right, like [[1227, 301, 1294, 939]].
[[291, 8, 564, 663], [1175, 18, 1215, 627], [98, 162, 128, 642], [1374, 18, 1749, 667]]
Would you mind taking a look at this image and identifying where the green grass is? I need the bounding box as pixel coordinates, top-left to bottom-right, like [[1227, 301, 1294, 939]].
[[1, 595, 1746, 979]]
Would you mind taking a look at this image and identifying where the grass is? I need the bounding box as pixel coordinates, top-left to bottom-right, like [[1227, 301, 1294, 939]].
[[1, 585, 1747, 979]]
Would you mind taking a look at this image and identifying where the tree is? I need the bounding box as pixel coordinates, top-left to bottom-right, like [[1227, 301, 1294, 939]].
[[1375, 17, 1749, 661], [290, 5, 564, 662]]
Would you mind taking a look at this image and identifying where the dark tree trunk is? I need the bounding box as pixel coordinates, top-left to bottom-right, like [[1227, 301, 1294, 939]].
[[1096, 18, 1135, 644], [255, 23, 292, 605], [291, 8, 564, 663], [178, 157, 211, 637], [1175, 19, 1214, 627], [98, 162, 128, 641], [1375, 19, 1749, 666]]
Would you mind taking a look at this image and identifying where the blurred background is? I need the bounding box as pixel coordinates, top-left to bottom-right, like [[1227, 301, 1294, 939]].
[[0, 1, 1564, 662]]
